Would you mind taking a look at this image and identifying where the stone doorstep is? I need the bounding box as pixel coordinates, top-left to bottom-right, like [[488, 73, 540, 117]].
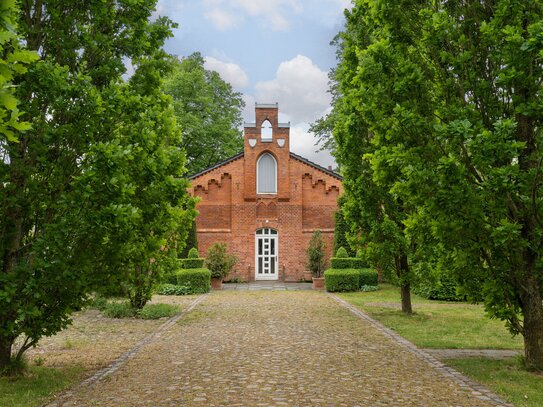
[[222, 282, 313, 291], [328, 293, 514, 407]]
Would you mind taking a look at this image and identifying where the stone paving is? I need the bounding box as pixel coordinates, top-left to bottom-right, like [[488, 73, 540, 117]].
[[53, 291, 509, 406], [222, 281, 312, 291]]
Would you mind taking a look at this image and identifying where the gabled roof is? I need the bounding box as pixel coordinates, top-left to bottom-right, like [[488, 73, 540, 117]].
[[289, 152, 343, 181], [188, 151, 343, 181], [188, 152, 244, 180]]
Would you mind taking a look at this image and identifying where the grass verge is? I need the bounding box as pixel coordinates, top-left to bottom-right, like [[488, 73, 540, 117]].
[[446, 357, 543, 407], [338, 284, 523, 349], [0, 365, 85, 407]]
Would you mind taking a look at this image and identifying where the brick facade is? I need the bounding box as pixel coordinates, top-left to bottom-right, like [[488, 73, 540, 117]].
[[189, 104, 343, 282]]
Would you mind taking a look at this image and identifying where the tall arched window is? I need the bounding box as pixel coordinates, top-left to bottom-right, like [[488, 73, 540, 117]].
[[261, 119, 273, 141], [257, 153, 277, 194]]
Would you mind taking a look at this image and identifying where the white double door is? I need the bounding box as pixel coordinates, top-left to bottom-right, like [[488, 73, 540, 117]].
[[255, 228, 278, 280]]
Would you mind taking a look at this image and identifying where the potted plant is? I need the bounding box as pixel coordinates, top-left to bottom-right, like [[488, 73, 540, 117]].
[[206, 243, 237, 290], [303, 270, 313, 282], [307, 230, 327, 289]]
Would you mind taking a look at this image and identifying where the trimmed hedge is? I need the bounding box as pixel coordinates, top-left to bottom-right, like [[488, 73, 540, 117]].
[[359, 268, 378, 286], [324, 269, 360, 292], [179, 258, 205, 269], [330, 257, 368, 269], [177, 268, 210, 293]]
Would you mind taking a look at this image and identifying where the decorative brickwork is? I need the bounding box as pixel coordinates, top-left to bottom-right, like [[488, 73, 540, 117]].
[[189, 104, 343, 281]]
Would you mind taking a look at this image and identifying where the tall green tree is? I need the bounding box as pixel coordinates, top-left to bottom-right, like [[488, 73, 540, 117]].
[[334, 0, 543, 369], [0, 0, 177, 372], [322, 3, 414, 314], [163, 52, 245, 174]]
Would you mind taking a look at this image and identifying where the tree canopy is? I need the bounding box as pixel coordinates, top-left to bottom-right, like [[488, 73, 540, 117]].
[[163, 52, 245, 175], [0, 0, 193, 373], [327, 0, 543, 369]]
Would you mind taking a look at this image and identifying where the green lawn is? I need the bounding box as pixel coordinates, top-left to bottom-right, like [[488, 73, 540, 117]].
[[447, 358, 543, 407], [0, 365, 85, 407], [338, 284, 523, 349]]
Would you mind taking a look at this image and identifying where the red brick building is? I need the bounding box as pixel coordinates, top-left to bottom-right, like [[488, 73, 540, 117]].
[[189, 103, 343, 281]]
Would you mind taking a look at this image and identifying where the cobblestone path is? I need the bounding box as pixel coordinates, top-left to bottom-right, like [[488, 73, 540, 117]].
[[58, 291, 499, 406]]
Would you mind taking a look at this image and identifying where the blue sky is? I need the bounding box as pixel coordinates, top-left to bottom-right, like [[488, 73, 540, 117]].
[[154, 0, 352, 167]]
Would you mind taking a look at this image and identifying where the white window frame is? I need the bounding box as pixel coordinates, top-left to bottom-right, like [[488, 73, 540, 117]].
[[261, 119, 273, 142], [256, 153, 277, 194]]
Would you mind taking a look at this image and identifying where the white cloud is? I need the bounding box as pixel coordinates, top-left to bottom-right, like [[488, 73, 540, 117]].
[[254, 55, 330, 124], [204, 56, 249, 89], [203, 0, 302, 31], [204, 8, 238, 30], [290, 124, 335, 169]]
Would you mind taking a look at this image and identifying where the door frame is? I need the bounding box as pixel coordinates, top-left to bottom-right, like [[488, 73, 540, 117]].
[[254, 228, 279, 280]]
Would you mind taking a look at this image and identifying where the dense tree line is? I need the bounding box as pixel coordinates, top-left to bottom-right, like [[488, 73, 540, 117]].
[[324, 0, 543, 370]]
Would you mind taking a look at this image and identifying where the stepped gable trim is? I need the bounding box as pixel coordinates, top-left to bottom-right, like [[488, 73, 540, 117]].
[[290, 152, 343, 181], [188, 152, 244, 180]]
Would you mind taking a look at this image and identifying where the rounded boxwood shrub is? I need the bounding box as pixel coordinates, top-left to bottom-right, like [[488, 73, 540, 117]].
[[179, 258, 205, 269], [177, 268, 210, 293], [335, 247, 349, 258], [359, 268, 378, 287], [188, 247, 199, 259], [324, 269, 361, 292]]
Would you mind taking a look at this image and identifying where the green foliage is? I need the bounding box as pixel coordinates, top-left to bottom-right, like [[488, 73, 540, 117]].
[[333, 197, 354, 256], [163, 53, 245, 174], [0, 1, 38, 143], [307, 230, 327, 278], [177, 269, 211, 293], [335, 247, 349, 258], [102, 302, 135, 319], [328, 0, 543, 368], [155, 284, 192, 296], [137, 303, 179, 319], [179, 258, 205, 269], [414, 270, 463, 302], [179, 221, 198, 259], [330, 257, 367, 269], [0, 0, 182, 372], [102, 301, 179, 319], [359, 269, 379, 287], [188, 247, 199, 259], [324, 269, 361, 292], [205, 243, 237, 279], [360, 285, 379, 292]]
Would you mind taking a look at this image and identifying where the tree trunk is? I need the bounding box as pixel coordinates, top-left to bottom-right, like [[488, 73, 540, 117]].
[[398, 254, 413, 315], [0, 337, 13, 373], [520, 276, 543, 370]]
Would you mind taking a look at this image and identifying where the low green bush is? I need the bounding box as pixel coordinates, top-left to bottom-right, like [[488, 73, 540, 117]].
[[177, 268, 210, 293], [324, 269, 360, 292], [359, 268, 379, 287], [156, 284, 192, 296], [360, 284, 379, 292], [179, 258, 205, 269], [330, 257, 368, 269], [101, 301, 180, 319], [414, 273, 462, 301], [335, 247, 349, 258], [137, 303, 179, 319], [102, 301, 134, 318]]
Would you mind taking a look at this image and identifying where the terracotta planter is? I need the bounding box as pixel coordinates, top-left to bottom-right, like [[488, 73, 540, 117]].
[[211, 277, 223, 290], [312, 277, 325, 290], [303, 271, 313, 282]]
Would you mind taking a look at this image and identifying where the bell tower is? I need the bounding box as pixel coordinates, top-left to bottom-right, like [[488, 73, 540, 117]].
[[243, 103, 291, 201]]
